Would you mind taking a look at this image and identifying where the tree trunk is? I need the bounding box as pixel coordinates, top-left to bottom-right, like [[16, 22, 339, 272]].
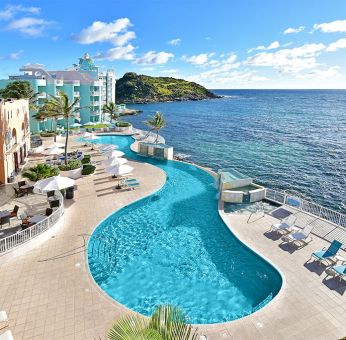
[[156, 130, 159, 144], [54, 118, 57, 142], [64, 116, 69, 165]]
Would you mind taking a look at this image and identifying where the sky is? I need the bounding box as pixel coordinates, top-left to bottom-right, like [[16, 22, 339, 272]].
[[0, 0, 346, 89]]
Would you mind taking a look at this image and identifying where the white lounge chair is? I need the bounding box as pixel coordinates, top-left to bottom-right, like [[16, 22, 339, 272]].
[[281, 224, 314, 247], [0, 311, 8, 330], [270, 214, 297, 234], [0, 330, 13, 340]]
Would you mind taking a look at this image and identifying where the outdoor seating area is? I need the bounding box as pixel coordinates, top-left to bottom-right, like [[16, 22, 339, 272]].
[[0, 187, 61, 240], [13, 180, 34, 197]]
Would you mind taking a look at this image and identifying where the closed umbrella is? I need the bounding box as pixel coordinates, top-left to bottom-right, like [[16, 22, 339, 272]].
[[102, 157, 128, 167], [34, 176, 75, 192], [43, 146, 64, 155], [106, 150, 125, 158]]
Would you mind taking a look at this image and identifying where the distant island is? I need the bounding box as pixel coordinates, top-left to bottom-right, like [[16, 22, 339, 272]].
[[116, 72, 220, 104]]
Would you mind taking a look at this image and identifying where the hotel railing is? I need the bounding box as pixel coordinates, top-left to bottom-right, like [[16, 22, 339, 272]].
[[265, 188, 346, 228], [0, 191, 64, 254]]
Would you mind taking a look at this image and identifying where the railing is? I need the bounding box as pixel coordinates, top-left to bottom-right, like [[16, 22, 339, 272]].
[[265, 188, 346, 228], [0, 192, 64, 254]]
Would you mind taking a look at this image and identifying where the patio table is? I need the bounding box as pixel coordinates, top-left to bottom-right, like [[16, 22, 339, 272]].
[[29, 215, 46, 224], [0, 211, 10, 218]]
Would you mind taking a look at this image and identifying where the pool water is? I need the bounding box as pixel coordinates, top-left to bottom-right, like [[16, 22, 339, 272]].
[[87, 135, 282, 324]]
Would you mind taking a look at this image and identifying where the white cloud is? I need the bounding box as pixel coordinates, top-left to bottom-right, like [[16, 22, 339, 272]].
[[168, 38, 181, 45], [134, 51, 174, 65], [182, 53, 215, 65], [0, 49, 24, 60], [5, 17, 54, 37], [297, 66, 341, 79], [326, 38, 346, 52], [0, 4, 40, 20], [94, 45, 135, 61], [74, 18, 134, 45], [247, 43, 326, 73], [248, 41, 280, 53], [283, 26, 305, 34], [313, 19, 346, 33]]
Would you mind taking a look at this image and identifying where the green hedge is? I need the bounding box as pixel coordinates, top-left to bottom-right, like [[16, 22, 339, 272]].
[[40, 132, 56, 137], [59, 159, 82, 171], [116, 121, 131, 127], [22, 163, 59, 181], [81, 155, 91, 164], [82, 164, 96, 175]]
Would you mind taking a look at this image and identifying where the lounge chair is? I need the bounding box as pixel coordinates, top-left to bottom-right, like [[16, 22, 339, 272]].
[[325, 262, 346, 282], [310, 240, 343, 265], [0, 330, 13, 340], [270, 214, 297, 234], [49, 199, 60, 208], [281, 224, 314, 247], [0, 310, 8, 330]]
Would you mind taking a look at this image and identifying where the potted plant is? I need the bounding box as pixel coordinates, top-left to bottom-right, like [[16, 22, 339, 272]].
[[59, 159, 83, 179], [115, 121, 132, 132]]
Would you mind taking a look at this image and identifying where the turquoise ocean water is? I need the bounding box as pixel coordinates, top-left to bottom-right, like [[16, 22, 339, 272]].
[[125, 90, 346, 213]]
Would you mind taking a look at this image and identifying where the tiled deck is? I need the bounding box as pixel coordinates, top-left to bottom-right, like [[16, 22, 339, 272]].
[[0, 135, 345, 339]]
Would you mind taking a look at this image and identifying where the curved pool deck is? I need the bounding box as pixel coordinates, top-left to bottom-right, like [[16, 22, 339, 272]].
[[0, 134, 344, 339]]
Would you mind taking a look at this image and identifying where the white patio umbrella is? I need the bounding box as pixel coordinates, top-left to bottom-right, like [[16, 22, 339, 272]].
[[102, 157, 128, 167], [46, 142, 65, 149], [105, 150, 125, 158], [34, 176, 75, 192], [83, 132, 91, 138], [100, 145, 117, 152], [83, 121, 95, 126], [105, 164, 133, 176], [71, 122, 82, 127], [42, 146, 64, 155]]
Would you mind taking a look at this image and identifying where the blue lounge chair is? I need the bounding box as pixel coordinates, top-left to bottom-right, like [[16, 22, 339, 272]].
[[310, 240, 342, 264], [325, 263, 346, 282]]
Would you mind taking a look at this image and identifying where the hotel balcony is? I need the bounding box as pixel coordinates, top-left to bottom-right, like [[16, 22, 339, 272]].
[[92, 101, 100, 106], [73, 80, 80, 86], [55, 79, 64, 86], [36, 79, 46, 86], [73, 92, 80, 97], [90, 91, 99, 96], [93, 81, 101, 86]]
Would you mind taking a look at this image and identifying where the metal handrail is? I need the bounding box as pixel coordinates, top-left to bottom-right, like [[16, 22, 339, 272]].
[[265, 188, 346, 228], [0, 191, 64, 254]]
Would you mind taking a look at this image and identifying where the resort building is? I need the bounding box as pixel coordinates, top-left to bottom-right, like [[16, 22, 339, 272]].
[[0, 53, 116, 133], [0, 98, 30, 184]]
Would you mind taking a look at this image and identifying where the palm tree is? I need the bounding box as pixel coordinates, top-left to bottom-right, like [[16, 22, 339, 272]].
[[33, 102, 60, 141], [108, 305, 198, 340], [145, 111, 166, 144], [42, 91, 81, 164], [102, 102, 119, 125]]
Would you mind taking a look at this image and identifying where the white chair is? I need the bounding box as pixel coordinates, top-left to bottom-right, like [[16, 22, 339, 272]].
[[0, 331, 13, 340], [281, 224, 314, 247], [270, 214, 297, 234]]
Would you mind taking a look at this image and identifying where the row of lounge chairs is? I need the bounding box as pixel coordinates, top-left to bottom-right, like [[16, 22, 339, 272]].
[[270, 214, 346, 282]]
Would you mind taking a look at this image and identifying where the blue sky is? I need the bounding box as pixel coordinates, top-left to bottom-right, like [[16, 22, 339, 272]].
[[1, 0, 346, 88]]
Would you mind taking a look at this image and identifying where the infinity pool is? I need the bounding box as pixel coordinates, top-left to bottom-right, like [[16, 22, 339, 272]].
[[87, 135, 282, 324]]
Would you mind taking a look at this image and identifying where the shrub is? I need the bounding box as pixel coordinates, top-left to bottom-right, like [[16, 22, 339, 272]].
[[82, 164, 96, 175], [116, 121, 131, 127], [40, 131, 56, 137], [22, 163, 59, 181], [59, 159, 82, 171], [81, 155, 91, 164]]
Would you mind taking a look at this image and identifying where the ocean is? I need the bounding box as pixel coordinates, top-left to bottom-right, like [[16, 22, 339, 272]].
[[124, 90, 346, 213]]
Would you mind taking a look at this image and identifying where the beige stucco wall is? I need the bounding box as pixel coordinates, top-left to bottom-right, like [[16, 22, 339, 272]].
[[0, 98, 30, 184]]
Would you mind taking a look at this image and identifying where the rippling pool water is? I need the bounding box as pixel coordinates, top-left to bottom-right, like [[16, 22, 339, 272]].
[[88, 135, 282, 324], [125, 90, 346, 212]]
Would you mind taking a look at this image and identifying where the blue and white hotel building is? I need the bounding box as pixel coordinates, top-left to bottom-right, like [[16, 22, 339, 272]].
[[0, 53, 116, 133]]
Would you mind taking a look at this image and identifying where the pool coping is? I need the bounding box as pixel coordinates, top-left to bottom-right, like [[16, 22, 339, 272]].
[[84, 133, 286, 328]]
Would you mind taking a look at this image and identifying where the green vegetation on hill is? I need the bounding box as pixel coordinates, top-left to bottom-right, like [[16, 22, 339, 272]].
[[116, 72, 220, 103]]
